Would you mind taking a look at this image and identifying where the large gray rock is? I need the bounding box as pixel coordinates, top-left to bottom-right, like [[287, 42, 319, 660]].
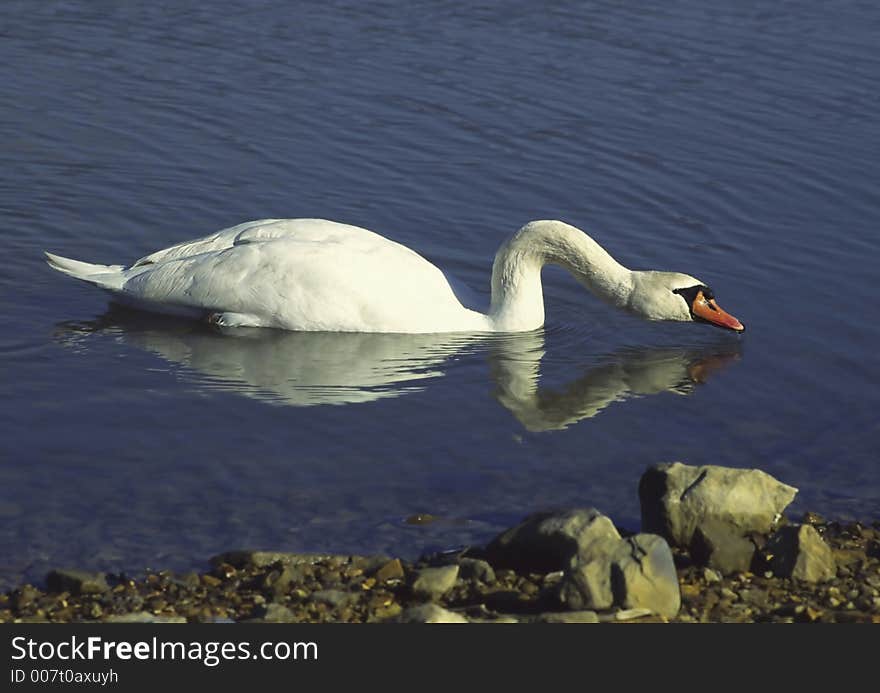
[[558, 533, 680, 618], [766, 525, 837, 583], [46, 569, 109, 595], [689, 519, 756, 575], [485, 508, 621, 572], [411, 565, 459, 600], [610, 534, 680, 619], [396, 604, 468, 623], [639, 462, 797, 547]]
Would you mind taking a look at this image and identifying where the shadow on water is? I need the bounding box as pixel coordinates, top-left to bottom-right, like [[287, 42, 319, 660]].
[[54, 305, 743, 430]]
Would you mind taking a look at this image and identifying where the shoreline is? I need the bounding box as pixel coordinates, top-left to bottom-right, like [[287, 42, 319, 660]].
[[3, 511, 878, 624]]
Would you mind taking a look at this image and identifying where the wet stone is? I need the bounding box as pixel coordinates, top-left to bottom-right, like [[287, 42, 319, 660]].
[[458, 558, 496, 584], [374, 559, 405, 583], [396, 604, 468, 623], [411, 566, 459, 601]]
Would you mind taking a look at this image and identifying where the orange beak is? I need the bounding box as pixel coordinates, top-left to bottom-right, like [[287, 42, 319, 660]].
[[692, 292, 745, 332]]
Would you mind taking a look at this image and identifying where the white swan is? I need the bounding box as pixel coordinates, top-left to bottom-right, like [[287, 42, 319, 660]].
[[45, 218, 744, 333]]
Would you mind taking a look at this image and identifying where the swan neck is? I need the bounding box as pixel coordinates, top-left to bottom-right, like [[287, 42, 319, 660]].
[[489, 220, 633, 331]]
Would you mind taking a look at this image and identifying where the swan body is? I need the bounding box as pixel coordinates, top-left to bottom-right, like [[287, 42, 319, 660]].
[[46, 218, 744, 334]]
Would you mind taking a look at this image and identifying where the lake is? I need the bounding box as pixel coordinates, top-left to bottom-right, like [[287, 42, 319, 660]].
[[1, 0, 878, 589]]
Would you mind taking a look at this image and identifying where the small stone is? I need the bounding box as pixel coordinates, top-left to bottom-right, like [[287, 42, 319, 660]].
[[802, 511, 825, 526], [720, 587, 738, 601], [201, 574, 222, 588], [536, 610, 600, 623], [405, 514, 436, 525], [249, 603, 298, 622], [374, 559, 405, 583], [46, 570, 109, 596], [689, 520, 756, 575], [767, 525, 837, 583], [396, 604, 468, 623], [458, 558, 496, 584], [411, 566, 459, 600], [309, 590, 358, 608], [702, 568, 722, 584], [610, 608, 654, 621], [485, 508, 621, 572], [373, 602, 403, 620]]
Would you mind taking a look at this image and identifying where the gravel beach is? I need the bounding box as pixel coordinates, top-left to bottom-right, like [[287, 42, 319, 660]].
[[4, 463, 879, 624]]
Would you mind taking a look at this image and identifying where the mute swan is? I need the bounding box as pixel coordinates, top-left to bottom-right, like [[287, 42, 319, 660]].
[[45, 218, 744, 334]]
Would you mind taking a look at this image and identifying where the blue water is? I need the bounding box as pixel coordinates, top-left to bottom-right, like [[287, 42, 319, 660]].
[[2, 0, 878, 589]]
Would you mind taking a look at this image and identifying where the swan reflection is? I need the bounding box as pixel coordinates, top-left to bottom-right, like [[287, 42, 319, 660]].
[[489, 333, 741, 431], [56, 308, 741, 427]]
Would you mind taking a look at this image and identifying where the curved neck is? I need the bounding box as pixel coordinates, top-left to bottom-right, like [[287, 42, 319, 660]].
[[488, 220, 633, 331]]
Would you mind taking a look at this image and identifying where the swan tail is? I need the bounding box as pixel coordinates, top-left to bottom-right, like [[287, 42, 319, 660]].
[[45, 252, 127, 291]]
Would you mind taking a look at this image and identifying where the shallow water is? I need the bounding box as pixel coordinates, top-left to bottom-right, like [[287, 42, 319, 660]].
[[1, 0, 879, 588]]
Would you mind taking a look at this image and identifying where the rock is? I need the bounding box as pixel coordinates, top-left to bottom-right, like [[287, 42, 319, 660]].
[[396, 604, 468, 623], [458, 558, 495, 584], [485, 508, 621, 572], [104, 612, 186, 623], [248, 603, 298, 622], [267, 565, 301, 598], [689, 519, 756, 575], [702, 567, 722, 584], [601, 608, 654, 622], [610, 534, 680, 619], [46, 569, 109, 595], [766, 525, 837, 583], [639, 462, 797, 547], [309, 589, 359, 608], [536, 610, 600, 623], [411, 565, 459, 600], [559, 557, 615, 610], [374, 559, 405, 582]]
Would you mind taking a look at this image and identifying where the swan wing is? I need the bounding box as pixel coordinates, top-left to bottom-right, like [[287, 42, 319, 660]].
[[129, 218, 369, 267], [120, 220, 489, 333]]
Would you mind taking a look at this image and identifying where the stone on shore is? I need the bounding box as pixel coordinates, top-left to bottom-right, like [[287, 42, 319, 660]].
[[610, 534, 680, 619], [411, 565, 459, 600], [766, 525, 837, 583], [458, 558, 496, 584], [536, 610, 600, 623], [103, 612, 186, 623], [46, 569, 109, 596], [248, 603, 298, 622], [373, 559, 405, 583], [485, 508, 621, 572], [559, 557, 615, 610], [396, 604, 468, 623], [689, 519, 756, 575], [639, 462, 798, 547], [557, 529, 680, 618]]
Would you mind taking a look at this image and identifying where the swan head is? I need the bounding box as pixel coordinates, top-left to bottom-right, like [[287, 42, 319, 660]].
[[630, 272, 745, 332]]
